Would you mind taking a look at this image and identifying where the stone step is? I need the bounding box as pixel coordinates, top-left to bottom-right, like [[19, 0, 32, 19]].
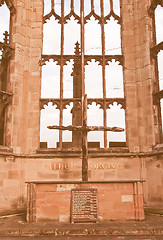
[[0, 236, 163, 240], [0, 214, 163, 238], [1, 227, 163, 237]]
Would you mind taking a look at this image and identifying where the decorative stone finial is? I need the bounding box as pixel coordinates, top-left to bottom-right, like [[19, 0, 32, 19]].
[[3, 31, 9, 44], [74, 41, 80, 55]]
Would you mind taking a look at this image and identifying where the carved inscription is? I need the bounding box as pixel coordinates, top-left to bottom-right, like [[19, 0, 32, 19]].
[[71, 189, 98, 223], [44, 162, 77, 170], [44, 162, 124, 170], [90, 162, 124, 170]]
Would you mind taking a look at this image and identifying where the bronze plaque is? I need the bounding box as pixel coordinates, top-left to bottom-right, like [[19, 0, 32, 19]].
[[71, 189, 98, 223]]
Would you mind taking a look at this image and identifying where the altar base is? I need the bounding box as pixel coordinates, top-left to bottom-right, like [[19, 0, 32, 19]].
[[26, 180, 144, 223]]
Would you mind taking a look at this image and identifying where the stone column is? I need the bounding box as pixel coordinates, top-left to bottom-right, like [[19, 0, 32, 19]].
[[121, 0, 157, 152], [6, 0, 43, 153]]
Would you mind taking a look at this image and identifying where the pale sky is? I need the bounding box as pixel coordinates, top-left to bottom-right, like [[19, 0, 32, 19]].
[[0, 2, 162, 148]]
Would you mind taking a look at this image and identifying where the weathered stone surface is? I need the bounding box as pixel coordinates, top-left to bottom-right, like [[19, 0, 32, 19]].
[[0, 0, 163, 217], [26, 181, 144, 222]]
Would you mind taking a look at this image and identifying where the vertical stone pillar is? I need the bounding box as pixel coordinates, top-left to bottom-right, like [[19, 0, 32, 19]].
[[6, 0, 43, 153], [133, 182, 145, 220], [27, 183, 36, 223], [121, 0, 157, 152], [71, 42, 82, 147]]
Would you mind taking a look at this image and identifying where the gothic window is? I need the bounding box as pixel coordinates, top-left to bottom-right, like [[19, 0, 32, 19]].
[[0, 1, 14, 146], [149, 0, 163, 142], [40, 0, 126, 149]]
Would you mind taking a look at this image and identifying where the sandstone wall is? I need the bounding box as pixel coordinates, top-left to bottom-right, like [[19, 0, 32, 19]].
[[27, 182, 144, 222], [0, 0, 162, 215], [0, 154, 143, 213], [145, 156, 163, 207]]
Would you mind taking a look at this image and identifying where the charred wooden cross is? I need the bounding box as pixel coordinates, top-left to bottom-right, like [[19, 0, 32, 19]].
[[48, 94, 124, 182]]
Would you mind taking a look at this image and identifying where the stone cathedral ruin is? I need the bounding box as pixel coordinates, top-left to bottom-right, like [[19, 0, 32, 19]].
[[0, 0, 163, 222]]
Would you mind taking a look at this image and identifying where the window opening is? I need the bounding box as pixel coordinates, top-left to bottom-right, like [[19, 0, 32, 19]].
[[43, 18, 61, 54], [149, 2, 163, 143], [84, 0, 91, 16], [106, 60, 124, 98], [62, 103, 73, 146], [87, 103, 103, 148], [44, 0, 51, 16], [155, 5, 163, 45], [113, 0, 120, 16], [85, 61, 103, 98], [104, 0, 110, 16], [64, 0, 71, 15], [40, 0, 126, 150], [85, 17, 101, 55], [40, 103, 59, 148], [63, 60, 73, 98], [41, 61, 60, 98], [107, 103, 126, 147], [158, 52, 163, 90], [64, 17, 80, 55], [105, 17, 121, 55], [0, 2, 13, 146], [0, 3, 10, 41]]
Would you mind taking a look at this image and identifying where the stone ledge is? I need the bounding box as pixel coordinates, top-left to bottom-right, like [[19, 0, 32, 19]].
[[25, 180, 145, 184], [153, 144, 163, 151], [0, 145, 13, 153], [1, 148, 163, 158], [144, 207, 163, 216]]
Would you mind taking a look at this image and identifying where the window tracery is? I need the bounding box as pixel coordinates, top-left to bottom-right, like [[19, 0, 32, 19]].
[[149, 1, 163, 142], [40, 0, 126, 149], [0, 2, 14, 146]]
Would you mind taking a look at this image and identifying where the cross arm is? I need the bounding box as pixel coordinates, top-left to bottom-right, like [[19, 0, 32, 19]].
[[47, 125, 124, 132]]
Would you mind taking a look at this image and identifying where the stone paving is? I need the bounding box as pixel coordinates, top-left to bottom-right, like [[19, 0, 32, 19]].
[[0, 212, 163, 239], [0, 236, 163, 240]]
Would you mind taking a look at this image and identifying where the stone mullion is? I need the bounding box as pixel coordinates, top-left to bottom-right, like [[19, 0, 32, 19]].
[[51, 0, 54, 10], [80, 0, 85, 98], [110, 0, 113, 11], [100, 0, 107, 148], [59, 0, 64, 148]]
